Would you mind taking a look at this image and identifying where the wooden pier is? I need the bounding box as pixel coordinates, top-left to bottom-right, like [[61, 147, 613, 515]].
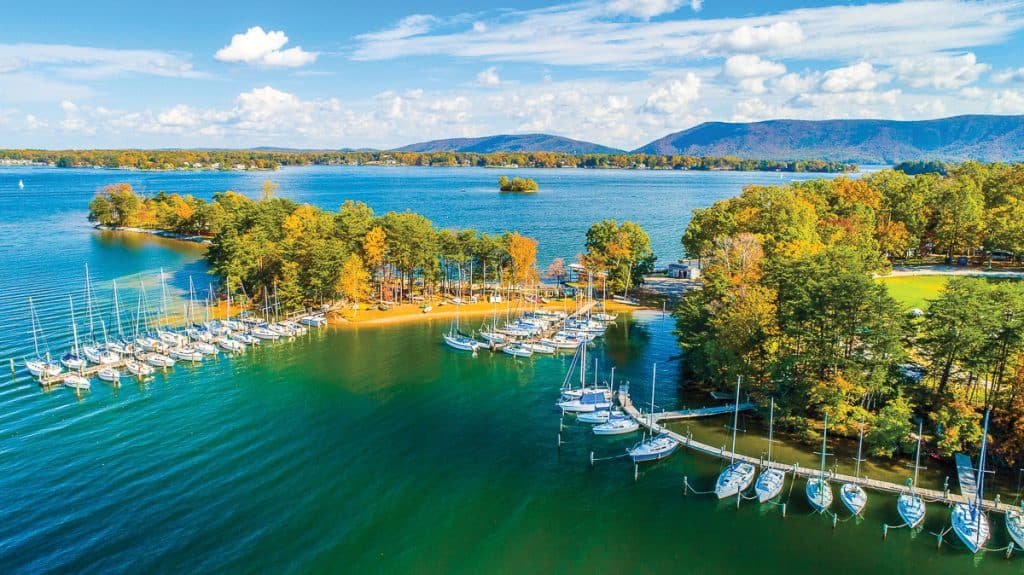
[[37, 360, 128, 387], [651, 403, 756, 422], [619, 394, 1007, 513]]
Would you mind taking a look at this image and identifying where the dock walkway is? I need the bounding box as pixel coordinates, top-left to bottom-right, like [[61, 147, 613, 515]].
[[619, 394, 1004, 512], [651, 403, 755, 422]]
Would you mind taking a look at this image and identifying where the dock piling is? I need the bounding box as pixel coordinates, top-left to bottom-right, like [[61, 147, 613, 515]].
[[832, 513, 838, 529], [589, 451, 594, 468], [882, 524, 888, 539], [634, 463, 639, 482], [781, 503, 787, 518]]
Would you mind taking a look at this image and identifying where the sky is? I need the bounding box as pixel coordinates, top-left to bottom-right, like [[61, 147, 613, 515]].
[[2, 0, 1024, 150]]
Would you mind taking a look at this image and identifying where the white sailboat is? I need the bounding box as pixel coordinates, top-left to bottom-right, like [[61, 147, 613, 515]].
[[18, 179, 24, 190], [97, 366, 121, 384], [897, 420, 926, 528], [806, 414, 833, 512], [755, 398, 786, 503], [951, 409, 991, 554], [840, 419, 868, 515], [25, 297, 62, 378], [443, 272, 482, 352], [61, 295, 87, 370], [715, 376, 756, 499], [627, 365, 679, 462], [124, 357, 155, 378], [1006, 503, 1024, 550]]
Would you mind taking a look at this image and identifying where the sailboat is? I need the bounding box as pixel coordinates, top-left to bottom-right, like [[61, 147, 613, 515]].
[[627, 365, 679, 462], [18, 179, 24, 190], [443, 303, 482, 352], [897, 420, 926, 528], [840, 419, 868, 515], [755, 398, 786, 503], [715, 376, 757, 499], [558, 355, 610, 412], [1006, 504, 1024, 550], [806, 414, 833, 512], [24, 297, 62, 378], [61, 295, 87, 370], [951, 409, 992, 554]]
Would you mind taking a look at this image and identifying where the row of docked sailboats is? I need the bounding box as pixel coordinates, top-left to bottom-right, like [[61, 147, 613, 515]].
[[22, 266, 324, 390]]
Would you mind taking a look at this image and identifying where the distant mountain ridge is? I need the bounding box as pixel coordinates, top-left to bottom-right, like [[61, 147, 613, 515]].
[[633, 115, 1024, 163], [394, 134, 623, 154]]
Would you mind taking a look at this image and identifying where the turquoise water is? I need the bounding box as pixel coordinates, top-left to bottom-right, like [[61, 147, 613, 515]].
[[0, 166, 1015, 574]]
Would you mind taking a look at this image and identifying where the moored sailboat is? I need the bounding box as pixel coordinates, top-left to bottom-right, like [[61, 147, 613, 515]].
[[896, 420, 926, 528], [627, 365, 679, 463], [839, 419, 868, 515], [951, 409, 992, 554], [755, 398, 786, 503], [806, 414, 833, 512], [715, 376, 756, 499]]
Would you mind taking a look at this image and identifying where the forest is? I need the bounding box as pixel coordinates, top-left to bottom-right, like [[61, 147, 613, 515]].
[[677, 162, 1024, 468], [4, 148, 854, 173]]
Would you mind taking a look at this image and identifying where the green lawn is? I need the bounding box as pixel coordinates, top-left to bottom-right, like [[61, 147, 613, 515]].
[[878, 275, 949, 309]]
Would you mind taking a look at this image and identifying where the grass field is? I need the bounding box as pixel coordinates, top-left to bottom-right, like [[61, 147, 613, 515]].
[[878, 275, 949, 309]]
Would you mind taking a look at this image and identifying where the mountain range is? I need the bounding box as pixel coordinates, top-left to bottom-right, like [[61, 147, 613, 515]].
[[393, 115, 1024, 164], [393, 133, 623, 155]]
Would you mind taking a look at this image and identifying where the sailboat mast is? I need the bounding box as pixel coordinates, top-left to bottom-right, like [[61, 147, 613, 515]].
[[912, 420, 922, 492], [767, 397, 775, 465], [729, 376, 741, 465], [112, 280, 123, 339], [29, 297, 41, 358], [976, 410, 991, 508], [855, 418, 865, 479], [819, 414, 829, 481], [69, 295, 80, 357], [85, 263, 95, 337], [649, 364, 657, 429]]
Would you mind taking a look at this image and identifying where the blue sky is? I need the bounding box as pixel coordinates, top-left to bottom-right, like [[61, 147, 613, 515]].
[[2, 0, 1024, 150]]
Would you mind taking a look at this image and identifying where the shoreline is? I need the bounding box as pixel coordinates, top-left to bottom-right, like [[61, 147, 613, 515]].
[[329, 299, 647, 328], [95, 225, 212, 245]]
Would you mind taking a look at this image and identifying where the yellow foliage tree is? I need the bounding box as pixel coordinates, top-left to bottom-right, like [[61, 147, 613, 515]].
[[507, 232, 539, 287], [337, 254, 372, 307]]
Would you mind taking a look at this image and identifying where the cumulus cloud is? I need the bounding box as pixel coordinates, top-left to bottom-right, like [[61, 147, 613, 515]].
[[723, 55, 786, 94], [993, 67, 1024, 83], [716, 22, 805, 52], [894, 52, 987, 89], [476, 67, 501, 86], [643, 73, 701, 115], [215, 27, 317, 68], [821, 62, 887, 93]]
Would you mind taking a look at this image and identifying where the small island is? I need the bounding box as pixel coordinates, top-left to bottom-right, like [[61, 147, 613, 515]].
[[498, 176, 539, 193]]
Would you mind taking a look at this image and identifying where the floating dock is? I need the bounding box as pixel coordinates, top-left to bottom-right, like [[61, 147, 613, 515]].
[[620, 394, 1004, 512]]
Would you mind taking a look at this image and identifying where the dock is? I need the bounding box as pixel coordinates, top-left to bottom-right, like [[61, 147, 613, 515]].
[[651, 402, 755, 422], [37, 359, 129, 387], [619, 394, 1006, 513], [955, 452, 979, 498]]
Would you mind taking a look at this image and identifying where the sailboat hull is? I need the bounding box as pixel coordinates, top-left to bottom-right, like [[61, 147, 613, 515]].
[[1006, 509, 1024, 549], [755, 468, 786, 503], [714, 462, 756, 499], [806, 478, 833, 512], [839, 483, 867, 515], [951, 503, 990, 554], [897, 493, 926, 528]]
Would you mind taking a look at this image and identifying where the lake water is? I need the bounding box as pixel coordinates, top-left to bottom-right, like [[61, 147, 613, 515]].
[[0, 166, 1011, 574]]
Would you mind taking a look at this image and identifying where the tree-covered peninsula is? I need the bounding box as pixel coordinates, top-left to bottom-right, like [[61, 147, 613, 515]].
[[677, 161, 1024, 468]]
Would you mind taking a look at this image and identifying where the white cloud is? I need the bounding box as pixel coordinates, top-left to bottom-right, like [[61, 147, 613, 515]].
[[0, 43, 200, 79], [605, 0, 692, 19], [717, 22, 805, 52], [215, 27, 317, 68], [358, 15, 438, 42], [821, 62, 887, 93], [774, 71, 819, 95], [992, 89, 1024, 113], [993, 67, 1024, 83], [894, 52, 987, 89], [643, 73, 701, 115], [472, 21, 487, 33], [352, 1, 1023, 71], [476, 67, 501, 86], [723, 55, 786, 79]]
